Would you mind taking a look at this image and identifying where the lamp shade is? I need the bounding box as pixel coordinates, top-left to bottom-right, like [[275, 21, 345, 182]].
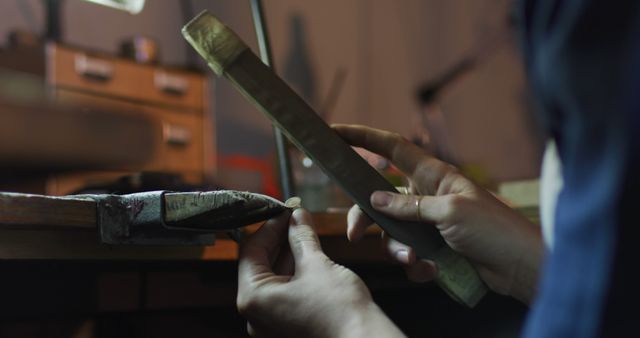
[[83, 0, 145, 14]]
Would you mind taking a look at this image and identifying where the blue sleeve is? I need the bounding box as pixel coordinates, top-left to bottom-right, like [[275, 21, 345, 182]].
[[519, 1, 640, 337]]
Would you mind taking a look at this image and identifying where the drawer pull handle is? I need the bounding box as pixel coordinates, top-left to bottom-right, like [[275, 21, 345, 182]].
[[163, 123, 192, 146], [74, 54, 113, 81], [155, 71, 189, 96]]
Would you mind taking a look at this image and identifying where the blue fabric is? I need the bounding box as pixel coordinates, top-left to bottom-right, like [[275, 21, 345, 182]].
[[518, 0, 640, 336]]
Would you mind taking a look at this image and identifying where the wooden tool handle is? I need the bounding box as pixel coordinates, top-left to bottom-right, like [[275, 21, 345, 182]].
[[182, 11, 487, 307]]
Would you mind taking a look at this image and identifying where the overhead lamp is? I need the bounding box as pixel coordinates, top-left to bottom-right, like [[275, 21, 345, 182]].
[[82, 0, 145, 14], [44, 0, 145, 41]]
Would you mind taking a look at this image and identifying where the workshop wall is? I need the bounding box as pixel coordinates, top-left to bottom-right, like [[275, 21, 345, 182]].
[[0, 0, 542, 185], [260, 0, 543, 182], [195, 0, 541, 181]]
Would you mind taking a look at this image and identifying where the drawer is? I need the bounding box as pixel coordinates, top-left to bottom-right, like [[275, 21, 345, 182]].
[[148, 107, 204, 174], [52, 89, 205, 181], [53, 89, 165, 172], [54, 88, 140, 113], [47, 44, 205, 110]]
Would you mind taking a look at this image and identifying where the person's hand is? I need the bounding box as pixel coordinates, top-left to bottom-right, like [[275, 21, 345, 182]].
[[237, 208, 405, 338], [333, 124, 543, 304]]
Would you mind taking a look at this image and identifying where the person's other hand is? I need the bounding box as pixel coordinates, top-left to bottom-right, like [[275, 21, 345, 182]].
[[237, 208, 405, 338], [333, 124, 543, 304]]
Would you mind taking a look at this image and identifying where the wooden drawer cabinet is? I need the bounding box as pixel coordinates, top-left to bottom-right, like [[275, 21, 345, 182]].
[[0, 43, 214, 195], [54, 89, 206, 177], [47, 45, 214, 195]]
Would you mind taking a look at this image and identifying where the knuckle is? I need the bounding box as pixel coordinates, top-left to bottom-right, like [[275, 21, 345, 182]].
[[389, 131, 406, 143], [443, 163, 461, 174], [236, 293, 251, 315], [389, 194, 409, 210], [236, 291, 261, 317], [413, 161, 428, 179], [433, 162, 454, 181], [291, 230, 318, 246], [398, 135, 413, 148], [390, 133, 411, 153], [450, 166, 462, 176], [442, 195, 466, 219]]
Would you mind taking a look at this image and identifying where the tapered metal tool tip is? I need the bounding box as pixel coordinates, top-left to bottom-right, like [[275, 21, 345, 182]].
[[284, 196, 302, 209]]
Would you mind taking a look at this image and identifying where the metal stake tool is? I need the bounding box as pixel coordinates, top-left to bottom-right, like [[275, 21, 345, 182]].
[[0, 191, 293, 245]]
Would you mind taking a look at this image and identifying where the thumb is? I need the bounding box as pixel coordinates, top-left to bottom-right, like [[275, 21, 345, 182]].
[[288, 208, 323, 261]]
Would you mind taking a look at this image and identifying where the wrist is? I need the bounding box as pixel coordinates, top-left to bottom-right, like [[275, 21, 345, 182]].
[[336, 301, 405, 338], [509, 221, 544, 305]]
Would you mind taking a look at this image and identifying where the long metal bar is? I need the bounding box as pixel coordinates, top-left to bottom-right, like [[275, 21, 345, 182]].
[[249, 0, 295, 199], [182, 11, 488, 307]]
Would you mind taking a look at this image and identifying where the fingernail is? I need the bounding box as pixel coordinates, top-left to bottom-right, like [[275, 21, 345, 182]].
[[291, 208, 311, 226], [395, 250, 410, 264], [348, 229, 363, 242], [371, 191, 392, 207]]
